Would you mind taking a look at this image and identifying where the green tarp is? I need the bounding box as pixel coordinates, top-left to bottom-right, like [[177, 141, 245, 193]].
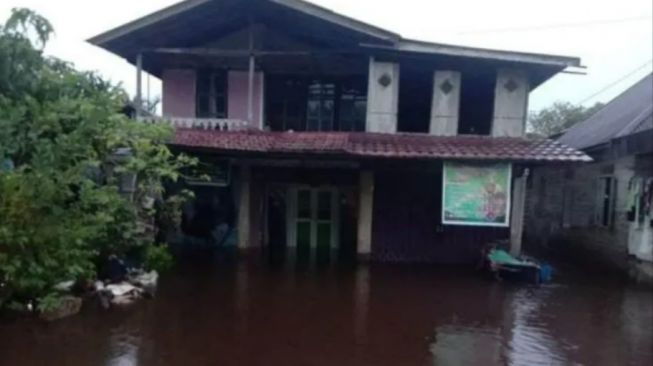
[[487, 249, 523, 266]]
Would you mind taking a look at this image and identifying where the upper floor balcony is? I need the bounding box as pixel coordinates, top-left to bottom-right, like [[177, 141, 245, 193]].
[[90, 0, 585, 164], [89, 0, 579, 140], [144, 56, 536, 139]]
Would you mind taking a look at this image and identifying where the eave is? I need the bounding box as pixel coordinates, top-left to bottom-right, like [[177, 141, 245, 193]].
[[170, 130, 593, 163]]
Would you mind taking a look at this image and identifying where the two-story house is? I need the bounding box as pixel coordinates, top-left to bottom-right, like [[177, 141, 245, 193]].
[[89, 0, 590, 264]]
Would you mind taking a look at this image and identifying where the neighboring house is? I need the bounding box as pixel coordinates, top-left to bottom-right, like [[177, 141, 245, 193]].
[[89, 0, 589, 264], [526, 73, 653, 281]]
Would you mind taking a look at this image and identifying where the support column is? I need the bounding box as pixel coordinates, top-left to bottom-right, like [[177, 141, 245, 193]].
[[357, 171, 374, 261], [247, 54, 255, 124], [492, 69, 529, 137], [135, 53, 143, 118], [510, 168, 529, 256], [429, 70, 461, 136], [366, 57, 400, 133], [238, 165, 251, 251], [246, 19, 255, 125]]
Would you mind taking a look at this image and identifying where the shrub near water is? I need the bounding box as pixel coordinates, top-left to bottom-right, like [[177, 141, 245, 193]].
[[0, 9, 195, 312]]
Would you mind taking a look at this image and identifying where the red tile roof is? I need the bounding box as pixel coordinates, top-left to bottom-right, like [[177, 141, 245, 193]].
[[172, 129, 592, 162]]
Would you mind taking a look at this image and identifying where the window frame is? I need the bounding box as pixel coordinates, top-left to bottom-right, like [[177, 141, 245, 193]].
[[595, 175, 617, 228], [265, 75, 367, 132], [196, 69, 228, 119]]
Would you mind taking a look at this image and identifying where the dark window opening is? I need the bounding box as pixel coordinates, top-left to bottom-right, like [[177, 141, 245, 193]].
[[338, 79, 367, 132], [398, 66, 432, 133], [307, 81, 335, 131], [196, 69, 228, 118], [266, 75, 366, 132], [597, 177, 616, 227], [458, 72, 496, 135]]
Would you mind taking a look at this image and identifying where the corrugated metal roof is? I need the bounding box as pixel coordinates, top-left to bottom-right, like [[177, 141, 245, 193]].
[[172, 129, 592, 162], [558, 73, 653, 150]]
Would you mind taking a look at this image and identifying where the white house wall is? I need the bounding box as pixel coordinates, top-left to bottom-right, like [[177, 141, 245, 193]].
[[492, 69, 529, 138], [429, 70, 461, 136], [366, 58, 400, 133]]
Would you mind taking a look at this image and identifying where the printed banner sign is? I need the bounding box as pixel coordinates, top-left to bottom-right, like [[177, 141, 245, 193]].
[[442, 162, 512, 227]]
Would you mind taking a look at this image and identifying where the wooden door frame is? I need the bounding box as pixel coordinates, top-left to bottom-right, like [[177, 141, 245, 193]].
[[286, 185, 340, 252]]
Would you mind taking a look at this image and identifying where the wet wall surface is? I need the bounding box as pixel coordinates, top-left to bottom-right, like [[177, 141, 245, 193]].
[[1, 260, 651, 366]]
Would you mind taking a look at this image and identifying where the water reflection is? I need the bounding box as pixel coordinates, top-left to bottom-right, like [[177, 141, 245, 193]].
[[431, 325, 502, 365], [235, 262, 249, 335], [0, 261, 651, 366], [107, 332, 140, 366], [353, 267, 370, 342], [503, 287, 568, 366]]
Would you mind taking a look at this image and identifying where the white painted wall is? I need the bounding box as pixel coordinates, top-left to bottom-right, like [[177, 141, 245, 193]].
[[429, 70, 461, 136], [162, 69, 196, 118], [366, 58, 400, 133], [492, 69, 529, 137]]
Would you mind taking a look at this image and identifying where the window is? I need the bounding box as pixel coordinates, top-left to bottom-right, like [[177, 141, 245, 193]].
[[196, 69, 227, 118], [337, 80, 367, 132], [306, 81, 335, 131], [267, 77, 306, 131], [596, 177, 616, 227], [266, 76, 366, 132]]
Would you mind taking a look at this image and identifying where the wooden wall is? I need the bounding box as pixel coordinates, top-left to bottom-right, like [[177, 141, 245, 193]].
[[371, 163, 509, 264]]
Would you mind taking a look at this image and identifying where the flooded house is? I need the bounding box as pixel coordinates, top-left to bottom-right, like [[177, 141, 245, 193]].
[[526, 73, 653, 282], [88, 0, 590, 265]]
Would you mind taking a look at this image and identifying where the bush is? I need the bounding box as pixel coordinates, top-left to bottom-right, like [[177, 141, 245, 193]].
[[0, 8, 195, 312], [144, 245, 174, 273]]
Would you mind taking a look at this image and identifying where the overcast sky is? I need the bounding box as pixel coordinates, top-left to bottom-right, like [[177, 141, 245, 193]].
[[1, 0, 651, 111]]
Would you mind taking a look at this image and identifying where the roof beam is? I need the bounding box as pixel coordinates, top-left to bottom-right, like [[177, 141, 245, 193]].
[[88, 0, 211, 45], [266, 0, 400, 42], [360, 41, 581, 68]]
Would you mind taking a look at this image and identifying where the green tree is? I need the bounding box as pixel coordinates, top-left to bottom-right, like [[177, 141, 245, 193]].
[[527, 101, 604, 137], [0, 9, 195, 311]]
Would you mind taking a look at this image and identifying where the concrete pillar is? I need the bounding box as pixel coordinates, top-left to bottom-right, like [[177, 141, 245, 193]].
[[357, 171, 375, 260], [430, 70, 461, 136], [510, 168, 529, 256], [492, 69, 529, 138], [238, 165, 251, 251], [366, 57, 400, 133]]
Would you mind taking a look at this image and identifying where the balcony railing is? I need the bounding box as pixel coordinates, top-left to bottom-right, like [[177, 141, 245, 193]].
[[139, 117, 252, 131]]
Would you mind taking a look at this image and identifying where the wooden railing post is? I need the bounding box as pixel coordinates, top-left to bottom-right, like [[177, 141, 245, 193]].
[[135, 53, 143, 118]]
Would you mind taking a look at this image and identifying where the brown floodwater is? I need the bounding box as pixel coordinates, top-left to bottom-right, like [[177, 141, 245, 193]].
[[1, 256, 652, 366]]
